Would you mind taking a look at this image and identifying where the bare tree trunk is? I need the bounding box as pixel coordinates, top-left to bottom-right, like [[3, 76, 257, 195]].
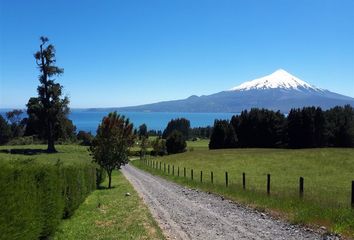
[[108, 170, 112, 188], [47, 120, 56, 153]]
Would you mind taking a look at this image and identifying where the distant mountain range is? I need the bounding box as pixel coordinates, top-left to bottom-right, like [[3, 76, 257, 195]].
[[97, 69, 354, 113]]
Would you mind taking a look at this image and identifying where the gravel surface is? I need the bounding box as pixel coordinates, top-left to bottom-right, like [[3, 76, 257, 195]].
[[121, 164, 338, 240]]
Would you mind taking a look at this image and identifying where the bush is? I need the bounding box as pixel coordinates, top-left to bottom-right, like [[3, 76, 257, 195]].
[[166, 130, 187, 154], [77, 131, 94, 146], [0, 159, 96, 239], [7, 136, 43, 145]]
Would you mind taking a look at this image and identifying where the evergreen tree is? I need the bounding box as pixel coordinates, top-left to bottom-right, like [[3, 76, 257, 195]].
[[138, 123, 148, 139], [209, 120, 237, 149], [162, 118, 190, 140], [166, 130, 187, 154], [28, 36, 69, 152], [325, 105, 354, 147]]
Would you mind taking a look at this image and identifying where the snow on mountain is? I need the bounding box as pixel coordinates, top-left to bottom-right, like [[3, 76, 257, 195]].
[[230, 69, 323, 92]]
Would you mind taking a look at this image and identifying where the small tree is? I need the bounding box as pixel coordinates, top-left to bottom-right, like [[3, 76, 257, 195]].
[[151, 137, 166, 156], [90, 112, 135, 188], [140, 136, 148, 159], [6, 109, 25, 138], [138, 123, 148, 140], [0, 115, 11, 145], [166, 130, 187, 154]]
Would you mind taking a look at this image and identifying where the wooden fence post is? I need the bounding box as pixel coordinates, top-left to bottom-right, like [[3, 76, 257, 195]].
[[168, 165, 170, 174], [225, 172, 228, 187], [267, 174, 271, 195], [184, 167, 186, 178], [172, 165, 174, 175], [178, 167, 180, 177], [211, 171, 213, 184], [299, 177, 304, 199], [242, 172, 246, 190], [191, 169, 193, 180], [164, 163, 166, 172], [200, 171, 203, 183]]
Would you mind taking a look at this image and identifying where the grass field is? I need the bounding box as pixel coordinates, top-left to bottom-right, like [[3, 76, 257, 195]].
[[133, 140, 354, 237], [0, 144, 91, 165], [54, 170, 165, 240]]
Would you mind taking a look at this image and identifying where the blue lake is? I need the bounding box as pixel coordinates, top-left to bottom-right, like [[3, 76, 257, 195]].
[[0, 109, 236, 133]]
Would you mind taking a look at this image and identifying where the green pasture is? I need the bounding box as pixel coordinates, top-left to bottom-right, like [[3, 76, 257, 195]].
[[133, 141, 354, 237]]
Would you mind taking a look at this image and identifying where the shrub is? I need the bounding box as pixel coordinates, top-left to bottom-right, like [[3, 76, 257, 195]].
[[77, 131, 94, 146], [166, 130, 187, 154], [0, 159, 96, 239]]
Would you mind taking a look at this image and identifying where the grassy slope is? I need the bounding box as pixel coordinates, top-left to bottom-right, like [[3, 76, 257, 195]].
[[133, 140, 354, 237], [0, 145, 91, 165], [54, 170, 165, 240]]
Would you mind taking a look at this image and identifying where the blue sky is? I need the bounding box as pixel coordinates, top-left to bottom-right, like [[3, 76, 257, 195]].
[[1, 0, 353, 108]]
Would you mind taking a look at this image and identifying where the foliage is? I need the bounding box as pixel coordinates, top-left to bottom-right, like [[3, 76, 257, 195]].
[[90, 112, 135, 188], [325, 105, 354, 147], [190, 126, 213, 139], [151, 137, 166, 156], [0, 146, 96, 240], [148, 129, 162, 137], [231, 108, 285, 148], [6, 109, 25, 138], [95, 167, 106, 188], [140, 136, 148, 159], [7, 136, 42, 145], [209, 105, 354, 149], [77, 131, 94, 146], [162, 118, 190, 140], [0, 115, 11, 145], [138, 123, 148, 139], [166, 130, 187, 154], [209, 120, 237, 149], [26, 36, 70, 152]]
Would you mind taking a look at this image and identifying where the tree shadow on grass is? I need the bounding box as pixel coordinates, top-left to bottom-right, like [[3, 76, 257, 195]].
[[97, 185, 116, 190], [0, 148, 49, 155]]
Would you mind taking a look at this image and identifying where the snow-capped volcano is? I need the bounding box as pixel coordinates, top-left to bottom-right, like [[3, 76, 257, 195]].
[[116, 69, 354, 113], [230, 69, 322, 92]]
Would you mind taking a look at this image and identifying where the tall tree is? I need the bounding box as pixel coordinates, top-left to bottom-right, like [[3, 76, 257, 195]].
[[162, 118, 190, 140], [30, 36, 68, 152], [138, 123, 148, 140], [90, 112, 135, 188], [166, 130, 187, 154], [209, 120, 237, 149]]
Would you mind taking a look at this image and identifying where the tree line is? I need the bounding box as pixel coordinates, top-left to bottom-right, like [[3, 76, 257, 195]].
[[209, 105, 354, 149]]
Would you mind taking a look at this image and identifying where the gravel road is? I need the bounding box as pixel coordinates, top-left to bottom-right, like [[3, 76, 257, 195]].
[[121, 164, 335, 240]]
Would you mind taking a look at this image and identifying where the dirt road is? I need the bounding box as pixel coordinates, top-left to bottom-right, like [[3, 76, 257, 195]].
[[121, 164, 329, 240]]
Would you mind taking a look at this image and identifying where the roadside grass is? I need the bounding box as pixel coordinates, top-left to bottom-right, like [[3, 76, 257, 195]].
[[54, 170, 165, 240], [132, 143, 354, 238]]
